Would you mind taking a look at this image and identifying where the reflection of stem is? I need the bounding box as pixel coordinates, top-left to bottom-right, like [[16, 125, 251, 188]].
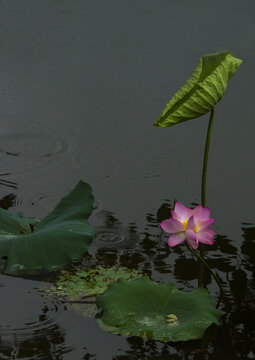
[[1, 256, 8, 274], [199, 108, 215, 288], [187, 243, 224, 295]]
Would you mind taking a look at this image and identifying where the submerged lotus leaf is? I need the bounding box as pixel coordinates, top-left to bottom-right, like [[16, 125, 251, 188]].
[[154, 50, 242, 128], [47, 265, 145, 298], [0, 181, 96, 276], [96, 278, 221, 342], [46, 266, 145, 317]]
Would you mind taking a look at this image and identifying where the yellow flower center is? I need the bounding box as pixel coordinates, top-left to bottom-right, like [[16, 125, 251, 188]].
[[182, 219, 188, 231], [182, 218, 199, 232]]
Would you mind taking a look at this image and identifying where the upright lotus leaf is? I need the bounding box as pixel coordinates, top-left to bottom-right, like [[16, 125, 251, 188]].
[[96, 278, 221, 342], [154, 51, 242, 128], [0, 181, 96, 276], [45, 266, 145, 318]]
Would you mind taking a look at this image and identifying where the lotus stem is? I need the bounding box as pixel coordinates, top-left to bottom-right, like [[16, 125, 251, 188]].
[[201, 107, 215, 208], [186, 243, 224, 295], [199, 108, 215, 287]]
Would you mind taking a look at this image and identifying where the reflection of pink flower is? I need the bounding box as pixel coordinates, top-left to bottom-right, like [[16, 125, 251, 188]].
[[160, 201, 215, 250]]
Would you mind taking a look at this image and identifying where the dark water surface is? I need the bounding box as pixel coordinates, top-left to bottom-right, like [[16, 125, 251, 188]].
[[0, 0, 254, 358]]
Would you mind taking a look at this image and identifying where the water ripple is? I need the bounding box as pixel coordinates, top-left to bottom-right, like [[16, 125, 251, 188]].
[[0, 115, 68, 174], [0, 134, 67, 157], [0, 276, 65, 350], [72, 145, 118, 184], [90, 223, 139, 250], [72, 144, 177, 184], [117, 154, 177, 179]]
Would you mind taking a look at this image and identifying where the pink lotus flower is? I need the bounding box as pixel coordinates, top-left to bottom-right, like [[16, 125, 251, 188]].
[[160, 201, 215, 250]]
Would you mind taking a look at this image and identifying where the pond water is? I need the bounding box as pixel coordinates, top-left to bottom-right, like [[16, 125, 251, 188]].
[[0, 0, 254, 358]]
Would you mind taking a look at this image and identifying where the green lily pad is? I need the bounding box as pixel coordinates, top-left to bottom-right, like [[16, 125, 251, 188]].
[[96, 278, 221, 342], [46, 266, 145, 317], [154, 50, 242, 128], [0, 181, 96, 276]]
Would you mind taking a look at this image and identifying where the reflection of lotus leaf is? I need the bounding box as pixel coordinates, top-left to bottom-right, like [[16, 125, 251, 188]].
[[96, 278, 221, 342], [0, 181, 96, 275], [46, 266, 145, 318]]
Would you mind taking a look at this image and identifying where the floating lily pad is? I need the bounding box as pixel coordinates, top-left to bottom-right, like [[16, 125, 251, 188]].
[[96, 278, 221, 342], [154, 51, 242, 128], [0, 181, 96, 276], [46, 266, 145, 317]]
